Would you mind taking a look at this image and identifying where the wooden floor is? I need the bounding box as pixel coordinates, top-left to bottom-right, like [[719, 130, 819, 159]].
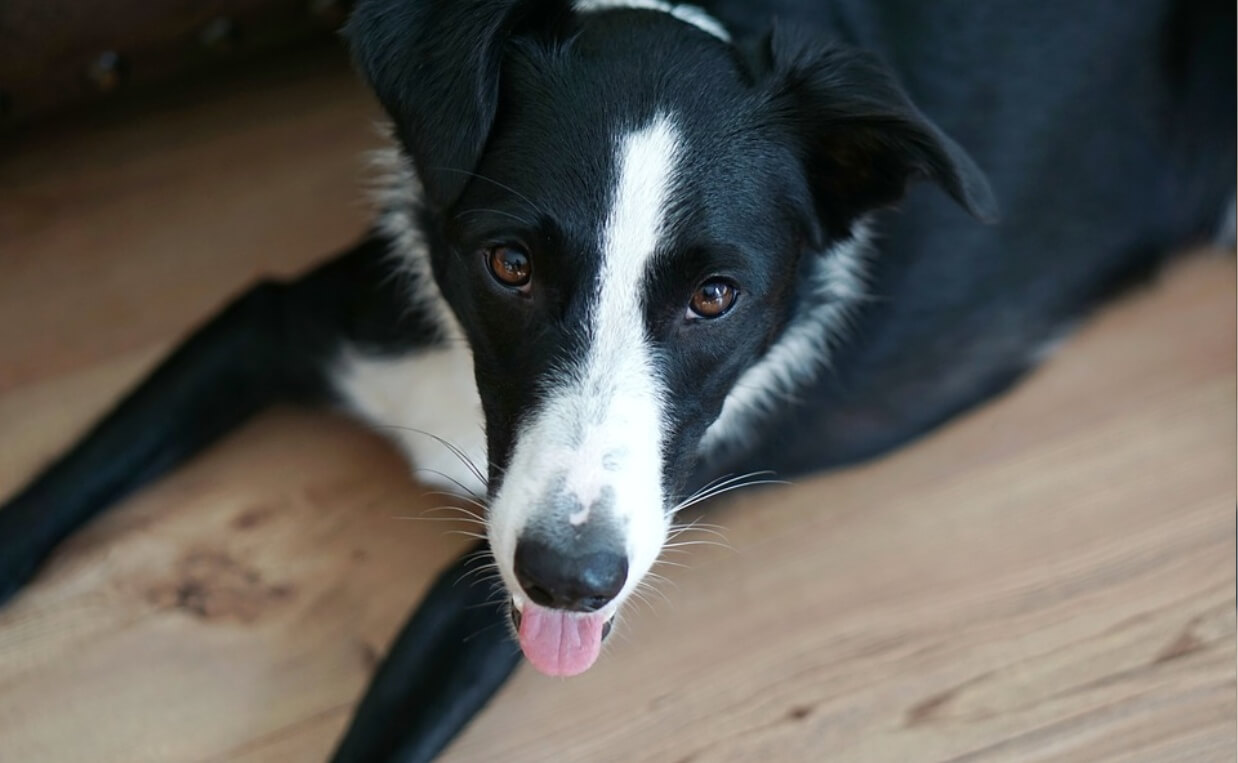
[[0, 53, 1234, 763]]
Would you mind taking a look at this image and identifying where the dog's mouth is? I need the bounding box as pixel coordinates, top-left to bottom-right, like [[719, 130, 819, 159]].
[[509, 599, 616, 677]]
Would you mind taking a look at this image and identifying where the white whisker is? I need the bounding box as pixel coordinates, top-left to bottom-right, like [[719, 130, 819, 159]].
[[413, 467, 486, 499], [421, 504, 487, 524], [375, 424, 488, 487], [444, 529, 489, 540], [673, 478, 790, 513], [674, 470, 776, 508], [423, 489, 488, 511], [663, 538, 733, 551]]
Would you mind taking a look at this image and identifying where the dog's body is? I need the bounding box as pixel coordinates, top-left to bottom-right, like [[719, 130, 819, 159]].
[[1, 1, 1233, 760]]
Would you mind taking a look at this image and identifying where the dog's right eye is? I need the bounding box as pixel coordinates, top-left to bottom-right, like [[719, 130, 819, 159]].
[[687, 278, 738, 320], [487, 245, 532, 292]]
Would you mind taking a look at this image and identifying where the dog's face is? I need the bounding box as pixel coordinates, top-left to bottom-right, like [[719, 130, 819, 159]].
[[350, 0, 993, 675], [441, 22, 809, 676]]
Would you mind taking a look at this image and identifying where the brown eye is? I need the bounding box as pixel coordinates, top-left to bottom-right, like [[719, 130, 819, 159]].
[[688, 278, 738, 319], [487, 245, 532, 290]]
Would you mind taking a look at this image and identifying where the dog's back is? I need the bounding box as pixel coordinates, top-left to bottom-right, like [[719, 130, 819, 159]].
[[709, 0, 1236, 475]]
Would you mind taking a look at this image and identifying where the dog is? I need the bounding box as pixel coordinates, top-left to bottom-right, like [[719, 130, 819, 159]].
[[0, 0, 1232, 760]]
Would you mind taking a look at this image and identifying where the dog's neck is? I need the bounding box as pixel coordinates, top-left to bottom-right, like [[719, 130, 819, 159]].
[[574, 1, 731, 42], [698, 225, 874, 460]]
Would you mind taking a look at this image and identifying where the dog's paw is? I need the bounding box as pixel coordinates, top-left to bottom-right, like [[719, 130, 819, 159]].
[[0, 508, 49, 608], [0, 548, 41, 609]]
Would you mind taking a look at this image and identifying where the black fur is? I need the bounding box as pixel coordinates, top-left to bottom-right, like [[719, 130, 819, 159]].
[[759, 26, 997, 236], [349, 0, 577, 211], [330, 540, 520, 763], [1, 1, 1233, 761]]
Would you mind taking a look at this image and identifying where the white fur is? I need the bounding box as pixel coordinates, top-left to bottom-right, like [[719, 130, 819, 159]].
[[334, 344, 486, 493], [700, 225, 874, 459], [574, 0, 730, 42], [368, 142, 459, 334], [333, 142, 486, 493], [491, 114, 681, 614]]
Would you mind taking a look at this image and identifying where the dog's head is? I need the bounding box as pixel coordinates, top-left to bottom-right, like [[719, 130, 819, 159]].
[[349, 0, 994, 676]]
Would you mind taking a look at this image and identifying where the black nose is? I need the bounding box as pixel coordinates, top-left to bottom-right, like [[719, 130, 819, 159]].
[[514, 538, 628, 612]]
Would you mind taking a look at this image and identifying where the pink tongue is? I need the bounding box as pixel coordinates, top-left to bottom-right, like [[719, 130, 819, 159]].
[[517, 603, 607, 677]]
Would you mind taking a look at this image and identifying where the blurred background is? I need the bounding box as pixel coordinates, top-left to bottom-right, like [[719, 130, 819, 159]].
[[0, 4, 1234, 762], [0, 0, 353, 127]]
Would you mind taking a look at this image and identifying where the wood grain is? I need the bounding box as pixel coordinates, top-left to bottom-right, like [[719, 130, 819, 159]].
[[0, 58, 1233, 763]]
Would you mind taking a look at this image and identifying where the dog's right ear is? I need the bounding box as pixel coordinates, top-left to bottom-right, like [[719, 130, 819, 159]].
[[347, 0, 573, 212]]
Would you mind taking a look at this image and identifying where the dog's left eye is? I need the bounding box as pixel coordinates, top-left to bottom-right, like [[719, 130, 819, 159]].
[[687, 278, 738, 319], [487, 245, 532, 291]]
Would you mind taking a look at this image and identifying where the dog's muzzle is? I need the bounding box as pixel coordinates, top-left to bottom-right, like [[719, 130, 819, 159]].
[[506, 519, 626, 676]]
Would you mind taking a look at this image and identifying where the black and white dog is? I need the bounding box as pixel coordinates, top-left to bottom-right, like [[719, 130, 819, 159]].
[[1, 0, 1232, 760]]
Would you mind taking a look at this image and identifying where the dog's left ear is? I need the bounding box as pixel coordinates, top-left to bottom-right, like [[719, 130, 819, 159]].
[[759, 26, 998, 237], [347, 0, 573, 212]]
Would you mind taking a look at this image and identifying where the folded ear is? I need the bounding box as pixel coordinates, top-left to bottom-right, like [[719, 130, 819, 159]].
[[760, 26, 998, 237], [347, 0, 573, 212]]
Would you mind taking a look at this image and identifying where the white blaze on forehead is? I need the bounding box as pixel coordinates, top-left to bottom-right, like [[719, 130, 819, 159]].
[[488, 114, 682, 613], [590, 113, 680, 403]]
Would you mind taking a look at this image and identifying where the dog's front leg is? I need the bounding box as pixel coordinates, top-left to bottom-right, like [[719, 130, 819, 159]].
[[0, 230, 522, 760], [330, 540, 519, 763], [321, 240, 521, 761], [0, 274, 312, 604], [0, 236, 413, 604]]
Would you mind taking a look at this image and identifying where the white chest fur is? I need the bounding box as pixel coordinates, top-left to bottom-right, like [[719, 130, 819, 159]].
[[332, 343, 487, 495]]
